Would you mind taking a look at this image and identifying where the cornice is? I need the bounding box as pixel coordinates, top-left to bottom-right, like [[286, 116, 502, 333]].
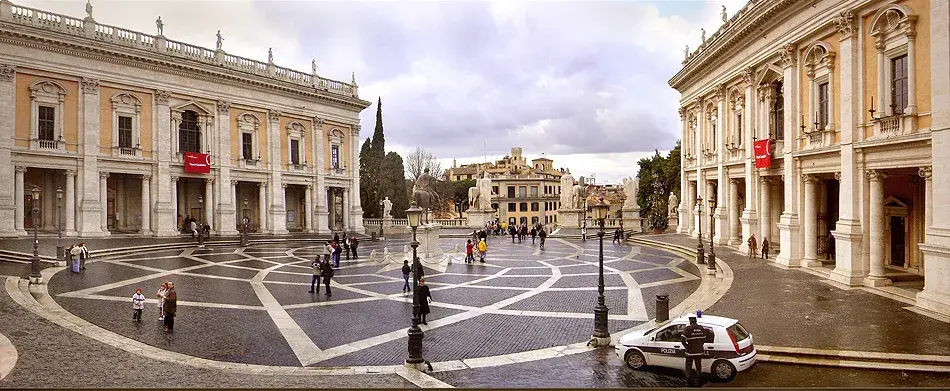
[[0, 27, 372, 112]]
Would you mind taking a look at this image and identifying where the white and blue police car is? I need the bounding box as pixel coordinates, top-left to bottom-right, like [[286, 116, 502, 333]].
[[615, 313, 756, 382]]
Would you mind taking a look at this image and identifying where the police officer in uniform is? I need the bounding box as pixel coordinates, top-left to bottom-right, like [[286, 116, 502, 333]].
[[680, 315, 711, 386]]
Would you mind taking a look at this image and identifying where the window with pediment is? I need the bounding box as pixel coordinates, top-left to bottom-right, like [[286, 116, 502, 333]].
[[110, 93, 143, 157], [804, 42, 836, 131], [179, 110, 201, 153], [870, 5, 918, 116], [286, 121, 307, 170], [28, 80, 67, 151], [237, 113, 261, 167], [328, 128, 346, 173]]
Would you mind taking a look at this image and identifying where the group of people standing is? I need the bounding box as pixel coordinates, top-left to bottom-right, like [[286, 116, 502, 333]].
[[746, 232, 835, 261], [130, 281, 177, 332], [66, 242, 90, 273], [176, 215, 209, 237], [306, 232, 358, 297]]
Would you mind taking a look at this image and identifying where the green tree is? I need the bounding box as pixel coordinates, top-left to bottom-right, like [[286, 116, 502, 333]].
[[382, 151, 409, 218], [358, 138, 379, 217], [635, 141, 681, 231]]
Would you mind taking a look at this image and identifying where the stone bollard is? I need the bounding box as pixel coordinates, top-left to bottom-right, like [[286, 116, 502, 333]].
[[655, 294, 669, 322]]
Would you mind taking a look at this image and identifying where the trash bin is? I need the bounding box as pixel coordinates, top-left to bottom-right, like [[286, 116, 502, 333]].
[[655, 294, 669, 322]]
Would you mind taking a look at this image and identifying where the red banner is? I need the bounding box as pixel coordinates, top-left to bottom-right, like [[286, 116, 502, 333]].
[[184, 152, 211, 173], [753, 139, 772, 169]]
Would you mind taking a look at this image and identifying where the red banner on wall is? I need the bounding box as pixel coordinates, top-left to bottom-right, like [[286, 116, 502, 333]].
[[753, 139, 772, 169], [184, 152, 211, 173]]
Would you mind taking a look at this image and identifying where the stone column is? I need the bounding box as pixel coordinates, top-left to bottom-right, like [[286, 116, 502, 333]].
[[865, 170, 890, 286], [759, 177, 771, 241], [267, 110, 287, 234], [342, 188, 349, 232], [349, 126, 364, 233], [153, 90, 178, 237], [258, 182, 267, 233], [920, 166, 933, 235], [713, 86, 729, 245], [141, 174, 152, 235], [728, 179, 740, 246], [204, 178, 214, 232], [65, 170, 76, 235], [231, 180, 239, 232], [116, 177, 125, 230], [776, 44, 801, 267], [171, 177, 179, 231], [830, 11, 866, 286], [0, 64, 18, 237], [740, 68, 758, 253], [43, 172, 53, 230], [706, 181, 716, 239], [305, 184, 313, 232], [99, 173, 109, 234], [917, 0, 950, 316], [687, 181, 696, 235], [802, 174, 820, 267], [79, 77, 105, 236], [14, 166, 25, 233], [677, 108, 689, 234]]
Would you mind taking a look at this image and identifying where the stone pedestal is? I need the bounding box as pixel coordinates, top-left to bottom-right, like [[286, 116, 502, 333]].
[[467, 209, 495, 229], [418, 223, 443, 260], [621, 208, 642, 233], [558, 209, 585, 228], [667, 215, 678, 233], [380, 216, 394, 236]]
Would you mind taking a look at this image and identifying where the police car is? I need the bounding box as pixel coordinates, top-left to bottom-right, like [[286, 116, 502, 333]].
[[615, 314, 756, 382]]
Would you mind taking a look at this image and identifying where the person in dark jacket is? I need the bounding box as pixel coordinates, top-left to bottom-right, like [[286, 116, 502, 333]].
[[538, 228, 547, 250], [680, 315, 711, 386], [321, 259, 334, 297], [343, 232, 351, 259], [761, 237, 770, 259], [350, 236, 359, 259], [418, 278, 432, 325], [162, 283, 177, 332], [308, 257, 323, 293], [401, 260, 411, 293]]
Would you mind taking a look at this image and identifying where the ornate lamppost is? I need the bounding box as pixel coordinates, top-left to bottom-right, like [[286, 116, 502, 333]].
[[30, 187, 42, 284], [241, 199, 249, 247], [590, 197, 611, 346], [707, 196, 717, 273], [405, 203, 426, 368], [56, 187, 64, 263], [197, 195, 205, 248], [696, 196, 705, 265]]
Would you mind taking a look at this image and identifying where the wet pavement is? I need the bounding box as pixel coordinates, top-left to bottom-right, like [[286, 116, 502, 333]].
[[647, 233, 950, 356]]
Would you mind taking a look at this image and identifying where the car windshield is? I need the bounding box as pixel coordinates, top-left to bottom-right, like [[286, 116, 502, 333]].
[[727, 322, 751, 341]]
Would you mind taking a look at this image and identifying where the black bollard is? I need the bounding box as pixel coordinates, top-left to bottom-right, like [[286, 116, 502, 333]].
[[655, 294, 669, 322]]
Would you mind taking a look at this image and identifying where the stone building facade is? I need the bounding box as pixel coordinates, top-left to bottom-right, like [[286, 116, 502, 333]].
[[0, 0, 370, 238], [671, 0, 950, 316]]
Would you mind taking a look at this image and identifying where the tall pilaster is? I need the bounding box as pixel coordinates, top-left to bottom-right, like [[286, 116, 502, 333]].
[[65, 170, 76, 235], [693, 171, 705, 239], [739, 67, 758, 253], [153, 90, 178, 237], [216, 100, 236, 235], [267, 110, 287, 234], [258, 182, 268, 233], [864, 170, 890, 286], [140, 174, 152, 235], [170, 177, 179, 231], [677, 107, 689, 233], [305, 184, 313, 232], [14, 166, 25, 233], [313, 117, 329, 234], [776, 44, 801, 267], [728, 179, 740, 246], [713, 85, 729, 245], [204, 178, 214, 233], [802, 174, 820, 267], [79, 77, 105, 236], [0, 64, 18, 237], [349, 125, 364, 233], [830, 11, 867, 286], [687, 181, 696, 236]]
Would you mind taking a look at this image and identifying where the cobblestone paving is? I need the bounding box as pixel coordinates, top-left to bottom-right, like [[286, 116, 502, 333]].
[[36, 236, 698, 370]]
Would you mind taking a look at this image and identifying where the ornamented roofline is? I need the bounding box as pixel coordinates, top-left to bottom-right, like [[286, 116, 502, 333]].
[[669, 0, 804, 90], [0, 0, 363, 103]]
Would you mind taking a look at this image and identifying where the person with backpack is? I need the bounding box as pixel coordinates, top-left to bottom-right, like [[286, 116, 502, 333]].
[[477, 238, 488, 263], [321, 258, 334, 297]]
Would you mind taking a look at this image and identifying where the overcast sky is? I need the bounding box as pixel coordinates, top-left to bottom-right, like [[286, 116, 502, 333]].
[[22, 0, 747, 184]]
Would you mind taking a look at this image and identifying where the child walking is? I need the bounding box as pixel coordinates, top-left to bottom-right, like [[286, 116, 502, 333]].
[[465, 240, 475, 264], [132, 288, 145, 322]]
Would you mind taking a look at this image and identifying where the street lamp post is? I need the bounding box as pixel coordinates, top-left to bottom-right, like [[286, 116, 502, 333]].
[[696, 196, 705, 265], [405, 203, 426, 369], [707, 197, 717, 274], [197, 196, 205, 248], [241, 199, 249, 247], [30, 187, 42, 284], [590, 198, 611, 347], [56, 187, 64, 264]]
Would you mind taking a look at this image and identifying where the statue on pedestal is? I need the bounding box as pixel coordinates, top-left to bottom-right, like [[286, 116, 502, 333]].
[[571, 184, 587, 210], [156, 16, 163, 36], [477, 171, 493, 210], [560, 173, 575, 210], [411, 168, 440, 222], [380, 197, 392, 218], [669, 193, 679, 216], [622, 177, 639, 210], [216, 30, 224, 50]]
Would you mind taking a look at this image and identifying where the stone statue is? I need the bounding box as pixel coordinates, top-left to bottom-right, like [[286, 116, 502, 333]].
[[622, 177, 639, 208], [215, 30, 223, 50], [468, 186, 480, 210], [380, 197, 392, 218], [684, 45, 689, 60], [156, 16, 163, 36], [268, 48, 274, 63], [722, 5, 728, 24], [571, 184, 587, 210], [560, 173, 575, 210], [411, 168, 440, 221], [477, 171, 493, 210], [701, 28, 706, 43], [669, 193, 679, 216], [311, 59, 318, 75], [85, 0, 93, 19]]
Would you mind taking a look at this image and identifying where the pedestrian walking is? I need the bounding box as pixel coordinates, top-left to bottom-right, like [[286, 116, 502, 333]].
[[477, 238, 488, 263], [350, 236, 359, 259], [418, 278, 432, 325], [331, 240, 342, 268], [343, 232, 351, 260], [761, 237, 770, 259], [747, 234, 757, 259], [132, 288, 145, 322], [321, 258, 334, 297], [530, 228, 537, 244], [308, 256, 323, 293], [162, 282, 177, 332], [581, 225, 587, 241], [190, 219, 198, 238], [680, 315, 712, 387], [401, 260, 411, 293], [465, 240, 475, 264], [156, 282, 169, 321], [79, 242, 90, 270], [323, 240, 333, 265], [509, 225, 516, 243], [538, 228, 547, 250]]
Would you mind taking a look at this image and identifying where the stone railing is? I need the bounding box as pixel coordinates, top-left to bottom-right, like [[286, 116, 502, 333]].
[[0, 1, 358, 98], [582, 218, 624, 229], [432, 219, 466, 227], [871, 114, 916, 140]]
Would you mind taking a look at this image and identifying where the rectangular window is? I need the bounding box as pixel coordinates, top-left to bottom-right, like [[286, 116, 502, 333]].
[[891, 55, 908, 114], [818, 82, 829, 129], [242, 133, 253, 159], [530, 186, 538, 197], [507, 203, 516, 212], [290, 139, 300, 165], [531, 202, 539, 211], [492, 186, 498, 196], [519, 186, 527, 198], [773, 82, 784, 139], [737, 113, 743, 145], [331, 145, 340, 168], [118, 116, 133, 148], [519, 202, 528, 212], [38, 106, 55, 141], [507, 186, 515, 198]]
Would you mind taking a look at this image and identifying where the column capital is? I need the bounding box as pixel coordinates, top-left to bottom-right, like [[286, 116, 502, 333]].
[[171, 176, 179, 183], [730, 178, 741, 185], [142, 174, 152, 181], [205, 177, 215, 184], [231, 180, 238, 186], [281, 183, 288, 189], [678, 107, 686, 120], [155, 89, 170, 105], [99, 172, 109, 179], [833, 10, 856, 39], [866, 169, 887, 181], [307, 184, 313, 190], [802, 174, 818, 183], [313, 117, 325, 127], [15, 166, 28, 174], [268, 110, 282, 122], [66, 169, 77, 177], [81, 77, 100, 95], [779, 43, 796, 69], [259, 181, 267, 189], [0, 63, 15, 83], [919, 166, 933, 179], [741, 66, 755, 87], [216, 100, 231, 114], [834, 171, 841, 181], [758, 176, 770, 185]]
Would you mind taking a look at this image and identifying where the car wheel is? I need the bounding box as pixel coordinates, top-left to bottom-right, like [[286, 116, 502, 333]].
[[624, 350, 646, 370], [712, 360, 737, 382]]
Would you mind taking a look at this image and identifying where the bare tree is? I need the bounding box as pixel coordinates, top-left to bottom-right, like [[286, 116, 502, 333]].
[[405, 147, 444, 182]]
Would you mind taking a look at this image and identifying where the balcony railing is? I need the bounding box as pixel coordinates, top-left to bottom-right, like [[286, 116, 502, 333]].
[[37, 139, 58, 149], [119, 147, 136, 156], [870, 113, 916, 140], [2, 1, 359, 98]]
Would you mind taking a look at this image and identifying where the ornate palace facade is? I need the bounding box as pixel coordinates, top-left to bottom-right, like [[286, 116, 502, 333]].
[[671, 0, 950, 316], [0, 1, 370, 238]]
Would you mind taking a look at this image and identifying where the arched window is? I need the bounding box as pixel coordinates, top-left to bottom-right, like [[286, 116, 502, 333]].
[[179, 110, 201, 153], [772, 82, 784, 139]]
